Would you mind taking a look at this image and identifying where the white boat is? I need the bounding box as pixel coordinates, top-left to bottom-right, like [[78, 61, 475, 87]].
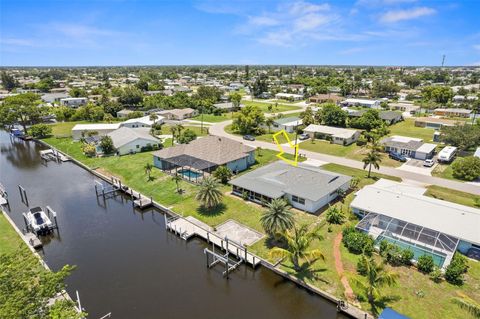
[[25, 206, 54, 234]]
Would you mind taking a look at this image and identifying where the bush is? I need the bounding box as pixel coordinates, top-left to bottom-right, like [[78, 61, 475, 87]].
[[401, 249, 414, 265], [342, 225, 356, 237], [325, 206, 345, 225], [451, 157, 480, 181], [342, 230, 374, 256], [100, 136, 116, 154], [429, 267, 443, 283], [445, 253, 468, 285], [213, 166, 233, 184], [357, 255, 369, 276], [379, 240, 391, 256], [177, 129, 197, 144], [417, 255, 435, 273], [81, 143, 96, 157], [29, 124, 52, 138]]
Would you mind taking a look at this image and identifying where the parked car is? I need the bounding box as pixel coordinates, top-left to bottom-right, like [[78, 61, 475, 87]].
[[423, 159, 435, 167], [243, 135, 255, 141], [389, 151, 407, 162], [298, 133, 309, 141]]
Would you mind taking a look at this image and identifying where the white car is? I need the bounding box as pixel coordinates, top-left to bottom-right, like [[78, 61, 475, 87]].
[[423, 159, 435, 167]]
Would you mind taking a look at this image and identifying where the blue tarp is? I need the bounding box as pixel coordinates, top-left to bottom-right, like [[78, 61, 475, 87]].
[[379, 308, 410, 319]]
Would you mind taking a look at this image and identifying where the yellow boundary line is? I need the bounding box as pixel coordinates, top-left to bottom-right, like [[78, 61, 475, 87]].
[[272, 130, 299, 167]]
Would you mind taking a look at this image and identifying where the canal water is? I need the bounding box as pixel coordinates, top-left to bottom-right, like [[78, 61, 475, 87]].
[[0, 131, 350, 319]]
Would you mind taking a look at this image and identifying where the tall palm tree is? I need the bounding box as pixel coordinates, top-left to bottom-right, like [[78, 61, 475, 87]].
[[171, 173, 182, 193], [144, 163, 153, 181], [170, 126, 177, 144], [149, 113, 158, 123], [260, 199, 294, 236], [362, 147, 382, 178], [196, 175, 223, 209], [270, 224, 325, 271], [353, 257, 399, 311], [265, 118, 274, 133]]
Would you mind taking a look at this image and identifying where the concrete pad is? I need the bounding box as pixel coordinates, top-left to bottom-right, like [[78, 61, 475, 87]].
[[302, 158, 328, 167], [214, 220, 264, 246], [397, 161, 435, 176]]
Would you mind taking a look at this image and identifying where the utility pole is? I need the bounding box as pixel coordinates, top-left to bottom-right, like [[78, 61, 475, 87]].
[[441, 54, 446, 67]]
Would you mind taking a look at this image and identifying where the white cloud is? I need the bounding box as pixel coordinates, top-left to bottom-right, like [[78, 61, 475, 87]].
[[248, 16, 279, 26], [339, 47, 368, 55], [284, 1, 330, 15], [380, 7, 436, 23], [356, 0, 417, 7], [473, 44, 480, 51], [0, 38, 36, 47]]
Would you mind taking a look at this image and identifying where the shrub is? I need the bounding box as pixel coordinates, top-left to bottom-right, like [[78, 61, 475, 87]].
[[385, 245, 403, 266], [401, 249, 414, 265], [81, 143, 96, 157], [342, 225, 356, 237], [99, 136, 116, 154], [213, 166, 233, 184], [357, 255, 369, 276], [451, 156, 480, 181], [29, 124, 52, 138], [445, 253, 468, 285], [242, 191, 249, 201], [417, 255, 435, 274], [342, 230, 374, 256], [325, 206, 345, 225], [177, 129, 197, 144], [429, 267, 443, 283]]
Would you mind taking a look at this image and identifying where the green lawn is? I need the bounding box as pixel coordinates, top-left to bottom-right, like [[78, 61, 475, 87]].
[[242, 100, 301, 113], [432, 163, 455, 180], [159, 124, 209, 136], [388, 119, 436, 142], [49, 121, 87, 137], [0, 212, 25, 254], [321, 163, 402, 182], [425, 185, 480, 208], [191, 113, 232, 123]]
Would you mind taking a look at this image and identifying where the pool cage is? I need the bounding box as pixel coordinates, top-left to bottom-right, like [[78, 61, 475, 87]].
[[356, 212, 459, 268], [159, 154, 218, 183]]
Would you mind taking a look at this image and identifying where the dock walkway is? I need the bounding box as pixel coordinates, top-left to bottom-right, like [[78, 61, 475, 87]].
[[167, 216, 261, 267]]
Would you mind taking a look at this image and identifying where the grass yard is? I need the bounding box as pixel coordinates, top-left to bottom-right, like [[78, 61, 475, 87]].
[[191, 113, 232, 123], [321, 163, 402, 182], [432, 163, 455, 180], [0, 212, 25, 254], [425, 185, 480, 208], [300, 140, 403, 168], [48, 121, 87, 137], [159, 124, 209, 136], [242, 100, 301, 113], [388, 119, 436, 142]]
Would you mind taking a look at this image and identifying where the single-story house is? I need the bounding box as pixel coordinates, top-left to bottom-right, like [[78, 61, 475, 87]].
[[414, 117, 464, 130], [158, 108, 198, 120], [389, 102, 420, 114], [152, 136, 256, 179], [380, 135, 436, 160], [120, 115, 164, 128], [352, 179, 480, 268], [349, 110, 403, 125], [342, 98, 381, 109], [267, 117, 302, 133], [72, 123, 122, 140], [309, 94, 343, 105], [105, 127, 160, 155], [60, 97, 88, 108], [274, 93, 304, 101], [303, 124, 360, 146], [116, 109, 136, 118], [433, 108, 472, 118], [229, 161, 351, 213], [213, 102, 244, 112], [41, 93, 70, 104]]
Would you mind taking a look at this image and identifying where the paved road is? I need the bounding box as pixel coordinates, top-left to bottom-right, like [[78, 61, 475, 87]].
[[210, 120, 480, 196]]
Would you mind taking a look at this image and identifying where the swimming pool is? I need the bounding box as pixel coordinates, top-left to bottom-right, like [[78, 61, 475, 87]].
[[376, 235, 447, 267], [178, 169, 203, 179]]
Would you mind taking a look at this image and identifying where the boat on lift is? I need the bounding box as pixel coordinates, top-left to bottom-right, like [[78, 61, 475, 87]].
[[24, 206, 55, 235]]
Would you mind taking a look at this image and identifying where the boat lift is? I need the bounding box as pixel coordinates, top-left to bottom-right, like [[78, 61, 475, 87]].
[[204, 237, 244, 279], [0, 183, 9, 208]]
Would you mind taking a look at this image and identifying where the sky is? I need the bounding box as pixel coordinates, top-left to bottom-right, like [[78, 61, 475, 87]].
[[0, 0, 479, 66]]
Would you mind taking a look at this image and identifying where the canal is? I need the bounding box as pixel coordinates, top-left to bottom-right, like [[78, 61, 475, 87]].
[[0, 131, 350, 319]]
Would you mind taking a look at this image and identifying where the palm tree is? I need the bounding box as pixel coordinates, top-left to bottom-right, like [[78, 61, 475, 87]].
[[196, 175, 223, 209], [269, 224, 325, 271], [260, 199, 294, 236], [171, 173, 182, 193], [265, 118, 274, 133], [149, 113, 158, 123], [362, 144, 382, 178], [170, 126, 177, 144], [452, 292, 480, 318], [325, 206, 345, 225], [353, 257, 398, 311], [144, 163, 153, 181]]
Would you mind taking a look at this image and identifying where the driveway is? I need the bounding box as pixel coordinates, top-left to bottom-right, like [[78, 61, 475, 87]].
[[397, 159, 437, 176], [209, 120, 480, 195]]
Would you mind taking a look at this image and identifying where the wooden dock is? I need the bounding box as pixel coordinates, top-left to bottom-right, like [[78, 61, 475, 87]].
[[40, 149, 70, 162], [25, 232, 43, 249], [166, 215, 261, 267]]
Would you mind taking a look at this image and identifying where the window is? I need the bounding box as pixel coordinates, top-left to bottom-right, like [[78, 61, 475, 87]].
[[292, 195, 305, 205], [136, 145, 140, 148]]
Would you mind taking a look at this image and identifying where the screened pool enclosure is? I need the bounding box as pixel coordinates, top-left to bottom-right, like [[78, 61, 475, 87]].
[[356, 212, 459, 268]]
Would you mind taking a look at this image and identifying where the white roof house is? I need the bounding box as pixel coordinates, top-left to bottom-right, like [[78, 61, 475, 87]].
[[107, 127, 160, 155], [304, 124, 360, 145], [343, 98, 381, 109], [275, 93, 304, 100], [352, 179, 480, 267], [72, 123, 122, 140], [120, 115, 164, 128]]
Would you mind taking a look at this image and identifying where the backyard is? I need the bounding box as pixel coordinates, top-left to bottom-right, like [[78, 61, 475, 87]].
[[0, 212, 24, 254], [242, 100, 301, 113], [190, 113, 232, 123], [388, 119, 436, 142]]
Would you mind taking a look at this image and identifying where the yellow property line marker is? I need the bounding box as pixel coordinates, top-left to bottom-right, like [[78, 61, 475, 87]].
[[272, 129, 299, 167]]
